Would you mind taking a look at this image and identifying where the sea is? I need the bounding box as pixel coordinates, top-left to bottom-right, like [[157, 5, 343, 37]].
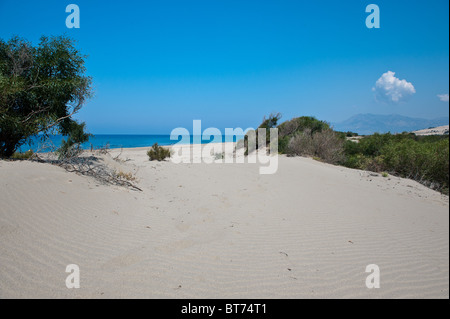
[[18, 134, 245, 153]]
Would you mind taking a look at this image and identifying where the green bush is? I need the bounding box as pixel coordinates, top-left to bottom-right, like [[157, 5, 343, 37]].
[[358, 133, 393, 157], [147, 143, 171, 161], [382, 138, 449, 192], [341, 153, 365, 169], [278, 135, 290, 154], [278, 116, 330, 139], [343, 140, 361, 156], [11, 150, 34, 160], [341, 132, 449, 193]]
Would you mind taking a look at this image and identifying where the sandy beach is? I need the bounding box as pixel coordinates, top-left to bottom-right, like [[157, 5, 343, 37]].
[[0, 143, 448, 299]]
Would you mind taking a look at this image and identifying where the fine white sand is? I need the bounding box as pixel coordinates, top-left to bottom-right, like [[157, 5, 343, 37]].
[[0, 143, 448, 298]]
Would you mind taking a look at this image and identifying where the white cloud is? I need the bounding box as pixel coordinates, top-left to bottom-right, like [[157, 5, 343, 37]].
[[373, 71, 416, 103], [438, 94, 449, 102]]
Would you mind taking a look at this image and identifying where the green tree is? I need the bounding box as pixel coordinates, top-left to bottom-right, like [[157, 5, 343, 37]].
[[0, 35, 92, 158]]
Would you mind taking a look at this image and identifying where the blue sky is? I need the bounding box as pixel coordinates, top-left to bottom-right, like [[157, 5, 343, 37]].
[[0, 0, 448, 134]]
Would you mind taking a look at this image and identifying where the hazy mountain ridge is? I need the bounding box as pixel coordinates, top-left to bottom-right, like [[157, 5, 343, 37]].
[[332, 114, 450, 135]]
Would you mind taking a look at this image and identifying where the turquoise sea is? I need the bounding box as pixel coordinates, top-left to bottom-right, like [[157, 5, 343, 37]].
[[19, 134, 244, 152]]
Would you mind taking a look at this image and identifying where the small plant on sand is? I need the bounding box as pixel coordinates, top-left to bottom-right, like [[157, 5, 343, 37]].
[[147, 143, 171, 161], [381, 172, 389, 178], [116, 171, 136, 182]]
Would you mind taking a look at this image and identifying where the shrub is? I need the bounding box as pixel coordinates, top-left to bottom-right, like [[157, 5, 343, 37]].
[[312, 129, 345, 164], [287, 128, 344, 164], [147, 143, 171, 161], [343, 140, 361, 156], [278, 135, 290, 154], [341, 153, 365, 169], [11, 150, 34, 160], [259, 112, 282, 130], [278, 116, 330, 139], [278, 116, 331, 155], [116, 171, 136, 182], [363, 155, 386, 172], [278, 118, 301, 137], [341, 132, 449, 193], [287, 129, 315, 156], [294, 116, 330, 134], [358, 133, 393, 157], [382, 138, 449, 192]]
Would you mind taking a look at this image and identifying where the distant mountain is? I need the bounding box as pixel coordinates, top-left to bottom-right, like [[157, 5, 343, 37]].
[[332, 114, 450, 135]]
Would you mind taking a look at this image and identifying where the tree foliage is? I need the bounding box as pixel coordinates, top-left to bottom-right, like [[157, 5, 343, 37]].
[[0, 35, 92, 158]]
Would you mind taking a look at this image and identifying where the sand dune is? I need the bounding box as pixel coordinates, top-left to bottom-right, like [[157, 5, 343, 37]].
[[413, 125, 449, 136], [0, 144, 448, 298]]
